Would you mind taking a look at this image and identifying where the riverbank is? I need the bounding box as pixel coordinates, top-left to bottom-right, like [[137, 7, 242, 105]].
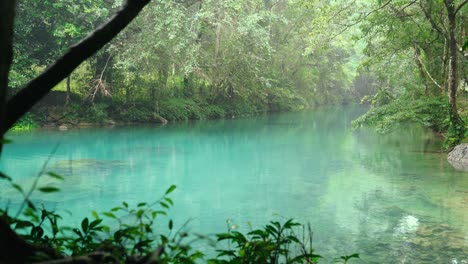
[[12, 87, 332, 131], [11, 91, 312, 131]]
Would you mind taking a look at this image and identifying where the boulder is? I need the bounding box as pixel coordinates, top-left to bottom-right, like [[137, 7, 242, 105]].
[[447, 143, 468, 172]]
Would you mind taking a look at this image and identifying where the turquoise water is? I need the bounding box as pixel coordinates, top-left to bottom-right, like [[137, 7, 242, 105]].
[[1, 107, 467, 263]]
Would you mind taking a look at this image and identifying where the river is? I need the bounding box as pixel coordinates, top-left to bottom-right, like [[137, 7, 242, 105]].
[[1, 106, 467, 263]]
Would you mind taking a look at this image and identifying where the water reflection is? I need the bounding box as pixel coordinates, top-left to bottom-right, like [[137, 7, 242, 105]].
[[0, 106, 467, 262]]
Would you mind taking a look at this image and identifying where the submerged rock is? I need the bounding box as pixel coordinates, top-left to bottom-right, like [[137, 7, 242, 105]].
[[395, 215, 419, 234], [448, 144, 468, 172]]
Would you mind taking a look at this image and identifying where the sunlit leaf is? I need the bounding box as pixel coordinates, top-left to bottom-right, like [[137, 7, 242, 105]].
[[165, 185, 176, 195], [103, 212, 116, 219]]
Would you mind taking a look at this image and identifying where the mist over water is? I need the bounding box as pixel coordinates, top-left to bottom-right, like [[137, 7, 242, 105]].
[[1, 107, 467, 263]]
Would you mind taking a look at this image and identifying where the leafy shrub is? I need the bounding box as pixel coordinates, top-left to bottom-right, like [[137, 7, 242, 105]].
[[267, 88, 309, 112], [11, 113, 38, 132], [117, 105, 154, 122], [159, 98, 204, 121], [352, 96, 448, 134], [202, 104, 226, 119], [86, 103, 110, 123], [222, 96, 261, 117], [0, 170, 359, 263]]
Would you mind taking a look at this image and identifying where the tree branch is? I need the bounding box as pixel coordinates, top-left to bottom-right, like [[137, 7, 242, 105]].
[[419, 0, 448, 40], [3, 0, 151, 134], [455, 0, 467, 14], [415, 46, 442, 89], [327, 0, 394, 43]]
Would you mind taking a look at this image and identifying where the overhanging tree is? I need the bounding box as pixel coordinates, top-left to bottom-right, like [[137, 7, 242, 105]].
[[0, 0, 152, 154]]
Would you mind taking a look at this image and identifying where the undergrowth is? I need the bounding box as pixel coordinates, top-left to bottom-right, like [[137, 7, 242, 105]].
[[0, 157, 359, 263]]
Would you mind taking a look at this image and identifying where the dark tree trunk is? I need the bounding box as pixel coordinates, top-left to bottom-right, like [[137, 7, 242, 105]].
[[444, 0, 465, 140], [158, 67, 168, 91], [441, 38, 449, 94], [183, 73, 194, 97], [0, 0, 16, 154], [65, 74, 71, 105]]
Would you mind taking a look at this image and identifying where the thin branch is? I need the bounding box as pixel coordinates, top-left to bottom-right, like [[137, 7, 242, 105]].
[[419, 0, 449, 40], [15, 143, 61, 218], [415, 48, 442, 89], [3, 0, 151, 134], [326, 0, 394, 43], [455, 0, 467, 14]]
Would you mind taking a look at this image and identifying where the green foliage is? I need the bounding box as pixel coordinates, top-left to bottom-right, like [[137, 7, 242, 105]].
[[444, 107, 466, 149], [202, 104, 226, 119], [0, 171, 358, 263], [115, 105, 154, 123], [11, 113, 38, 132], [267, 88, 309, 112], [1, 178, 204, 263], [209, 219, 321, 264], [85, 103, 110, 123], [222, 96, 262, 118], [159, 98, 205, 121], [352, 96, 449, 134]]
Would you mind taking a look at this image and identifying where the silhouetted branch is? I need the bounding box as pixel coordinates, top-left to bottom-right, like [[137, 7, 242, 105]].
[[4, 0, 151, 134], [0, 216, 60, 263]]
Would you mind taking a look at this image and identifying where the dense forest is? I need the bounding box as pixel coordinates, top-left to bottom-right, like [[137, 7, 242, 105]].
[[0, 0, 467, 263], [8, 0, 466, 145]]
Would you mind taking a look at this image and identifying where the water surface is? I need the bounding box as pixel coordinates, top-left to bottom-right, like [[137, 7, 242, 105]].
[[1, 107, 467, 263]]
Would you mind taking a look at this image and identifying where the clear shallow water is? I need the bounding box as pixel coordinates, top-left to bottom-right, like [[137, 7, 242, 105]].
[[1, 107, 467, 263]]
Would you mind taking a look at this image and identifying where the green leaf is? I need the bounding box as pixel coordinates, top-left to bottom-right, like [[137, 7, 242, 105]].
[[137, 202, 147, 207], [103, 212, 116, 219], [111, 207, 122, 212], [38, 186, 60, 193], [91, 210, 100, 220], [216, 233, 235, 241], [0, 138, 12, 144], [164, 197, 174, 206], [26, 200, 37, 211], [0, 172, 12, 182], [11, 183, 24, 193], [165, 185, 176, 195], [154, 210, 167, 215], [81, 217, 89, 233], [46, 172, 64, 181], [160, 201, 169, 209], [15, 220, 34, 229], [168, 219, 173, 230]]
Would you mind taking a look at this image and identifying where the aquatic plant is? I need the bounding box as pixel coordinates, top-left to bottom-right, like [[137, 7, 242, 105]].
[[0, 169, 359, 263]]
